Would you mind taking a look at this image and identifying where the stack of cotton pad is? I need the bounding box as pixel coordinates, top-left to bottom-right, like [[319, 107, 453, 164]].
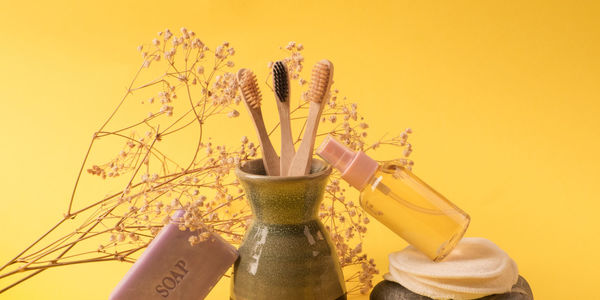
[[384, 237, 519, 300]]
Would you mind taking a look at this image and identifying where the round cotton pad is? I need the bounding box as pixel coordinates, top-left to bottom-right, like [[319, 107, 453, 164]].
[[384, 237, 519, 300]]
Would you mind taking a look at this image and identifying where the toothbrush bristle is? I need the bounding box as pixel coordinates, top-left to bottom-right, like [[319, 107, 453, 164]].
[[273, 61, 289, 102], [307, 60, 332, 103], [240, 69, 262, 109]]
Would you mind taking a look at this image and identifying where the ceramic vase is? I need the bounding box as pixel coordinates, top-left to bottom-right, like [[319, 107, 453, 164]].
[[231, 158, 346, 300]]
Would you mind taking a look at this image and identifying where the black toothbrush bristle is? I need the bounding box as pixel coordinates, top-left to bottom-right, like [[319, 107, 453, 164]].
[[273, 61, 289, 102]]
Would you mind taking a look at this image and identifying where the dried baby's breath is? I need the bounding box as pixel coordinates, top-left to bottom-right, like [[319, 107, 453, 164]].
[[0, 32, 413, 296]]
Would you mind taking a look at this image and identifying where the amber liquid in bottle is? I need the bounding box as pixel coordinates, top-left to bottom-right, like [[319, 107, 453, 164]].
[[359, 162, 470, 261]]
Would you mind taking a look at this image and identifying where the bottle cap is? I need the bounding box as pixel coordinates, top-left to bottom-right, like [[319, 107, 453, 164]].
[[316, 135, 379, 190]]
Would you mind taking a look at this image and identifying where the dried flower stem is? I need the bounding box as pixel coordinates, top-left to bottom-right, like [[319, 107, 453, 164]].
[[0, 32, 414, 296]]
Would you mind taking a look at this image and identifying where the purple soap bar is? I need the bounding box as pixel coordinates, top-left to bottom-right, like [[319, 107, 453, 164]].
[[110, 210, 238, 300]]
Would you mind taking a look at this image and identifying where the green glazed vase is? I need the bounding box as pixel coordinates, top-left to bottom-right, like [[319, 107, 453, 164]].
[[231, 158, 347, 300]]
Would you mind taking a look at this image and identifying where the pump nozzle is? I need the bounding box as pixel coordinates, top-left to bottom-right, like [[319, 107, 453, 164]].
[[316, 135, 379, 190]]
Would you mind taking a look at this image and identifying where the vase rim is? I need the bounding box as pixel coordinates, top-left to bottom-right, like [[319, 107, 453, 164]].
[[236, 158, 332, 182]]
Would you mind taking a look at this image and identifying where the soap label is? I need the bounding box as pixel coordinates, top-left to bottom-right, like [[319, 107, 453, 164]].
[[155, 259, 189, 298]]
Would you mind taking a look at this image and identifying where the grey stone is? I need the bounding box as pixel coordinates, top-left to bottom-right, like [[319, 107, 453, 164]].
[[370, 276, 533, 300]]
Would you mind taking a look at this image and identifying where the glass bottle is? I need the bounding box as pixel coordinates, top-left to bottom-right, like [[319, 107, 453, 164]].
[[316, 136, 470, 261]]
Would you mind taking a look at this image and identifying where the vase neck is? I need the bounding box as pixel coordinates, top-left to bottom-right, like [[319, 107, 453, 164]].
[[236, 159, 332, 225], [243, 179, 327, 224]]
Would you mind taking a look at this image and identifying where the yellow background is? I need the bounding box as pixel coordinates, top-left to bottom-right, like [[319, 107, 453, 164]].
[[1, 0, 599, 299]]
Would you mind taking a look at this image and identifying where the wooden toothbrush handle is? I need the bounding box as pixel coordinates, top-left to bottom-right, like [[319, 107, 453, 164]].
[[277, 102, 295, 175], [251, 109, 280, 176], [287, 103, 323, 176]]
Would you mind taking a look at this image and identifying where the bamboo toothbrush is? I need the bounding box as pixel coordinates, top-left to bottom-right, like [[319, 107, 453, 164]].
[[237, 68, 281, 176], [273, 61, 295, 176], [287, 60, 334, 176]]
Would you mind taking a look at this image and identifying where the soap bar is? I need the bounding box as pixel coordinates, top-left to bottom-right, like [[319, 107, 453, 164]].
[[110, 210, 239, 300]]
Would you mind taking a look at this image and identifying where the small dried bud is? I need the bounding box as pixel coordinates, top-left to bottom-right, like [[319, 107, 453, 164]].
[[227, 110, 239, 118], [188, 235, 199, 246]]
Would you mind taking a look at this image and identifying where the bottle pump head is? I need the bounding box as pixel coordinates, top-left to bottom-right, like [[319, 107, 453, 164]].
[[316, 135, 379, 190]]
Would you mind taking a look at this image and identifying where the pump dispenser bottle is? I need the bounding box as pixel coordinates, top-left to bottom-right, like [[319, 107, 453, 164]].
[[317, 135, 470, 261]]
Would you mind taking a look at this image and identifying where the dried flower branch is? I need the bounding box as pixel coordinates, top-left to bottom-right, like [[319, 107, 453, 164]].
[[0, 30, 413, 296]]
